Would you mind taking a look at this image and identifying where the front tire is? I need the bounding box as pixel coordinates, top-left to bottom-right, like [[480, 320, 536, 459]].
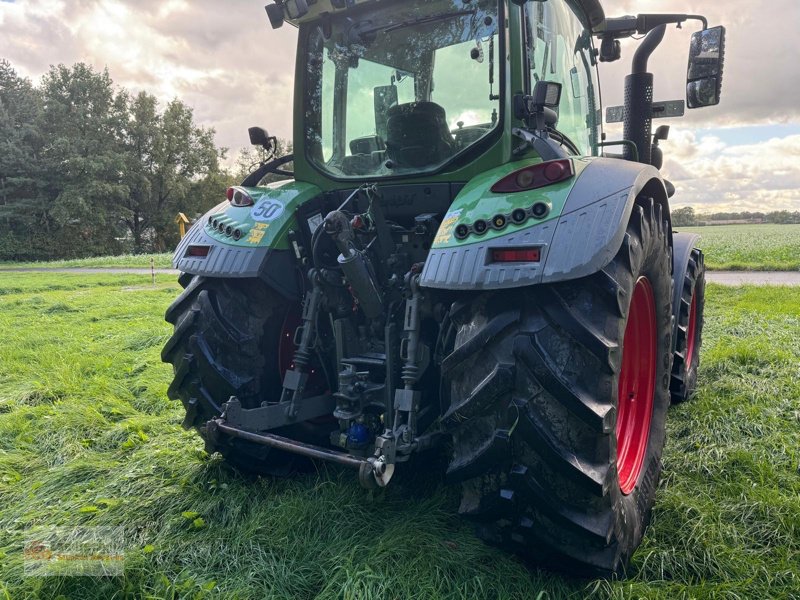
[[670, 248, 705, 403], [442, 198, 673, 575]]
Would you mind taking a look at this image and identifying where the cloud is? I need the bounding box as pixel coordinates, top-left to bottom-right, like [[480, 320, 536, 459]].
[[663, 131, 800, 212]]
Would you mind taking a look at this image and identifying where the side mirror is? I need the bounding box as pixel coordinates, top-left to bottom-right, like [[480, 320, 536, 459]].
[[686, 25, 726, 108], [514, 81, 561, 131], [265, 4, 284, 29], [373, 85, 398, 141], [248, 127, 274, 151]]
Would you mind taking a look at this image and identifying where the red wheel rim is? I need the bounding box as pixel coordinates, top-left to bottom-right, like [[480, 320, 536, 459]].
[[685, 293, 698, 366], [616, 277, 657, 495]]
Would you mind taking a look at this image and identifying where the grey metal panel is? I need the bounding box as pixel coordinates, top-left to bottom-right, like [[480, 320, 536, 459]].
[[541, 189, 632, 282], [419, 220, 557, 290], [173, 221, 271, 278]]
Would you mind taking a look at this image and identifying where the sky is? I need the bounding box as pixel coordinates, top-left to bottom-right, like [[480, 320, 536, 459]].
[[1, 0, 799, 212]]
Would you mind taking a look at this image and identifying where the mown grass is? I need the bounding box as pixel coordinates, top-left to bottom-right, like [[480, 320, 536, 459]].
[[0, 273, 798, 599], [680, 224, 800, 271], [0, 253, 173, 270]]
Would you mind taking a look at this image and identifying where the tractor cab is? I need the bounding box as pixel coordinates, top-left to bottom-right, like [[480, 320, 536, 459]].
[[266, 0, 604, 186]]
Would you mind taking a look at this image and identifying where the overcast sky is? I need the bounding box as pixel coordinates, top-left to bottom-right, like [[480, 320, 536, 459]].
[[1, 0, 799, 212]]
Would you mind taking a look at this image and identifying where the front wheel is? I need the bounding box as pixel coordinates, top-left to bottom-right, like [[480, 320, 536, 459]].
[[442, 198, 673, 576], [670, 248, 705, 403]]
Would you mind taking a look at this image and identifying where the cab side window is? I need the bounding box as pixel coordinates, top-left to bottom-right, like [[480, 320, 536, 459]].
[[525, 1, 600, 155]]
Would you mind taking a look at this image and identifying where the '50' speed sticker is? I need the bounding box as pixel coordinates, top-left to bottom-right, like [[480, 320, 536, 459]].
[[251, 198, 284, 222]]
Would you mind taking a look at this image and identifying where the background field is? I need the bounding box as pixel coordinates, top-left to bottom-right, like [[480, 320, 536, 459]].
[[0, 272, 798, 599], [679, 224, 800, 271]]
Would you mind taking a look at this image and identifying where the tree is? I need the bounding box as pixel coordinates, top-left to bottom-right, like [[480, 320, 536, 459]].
[[0, 59, 248, 260], [0, 60, 45, 258], [671, 206, 696, 227], [119, 93, 225, 252], [36, 63, 129, 256]]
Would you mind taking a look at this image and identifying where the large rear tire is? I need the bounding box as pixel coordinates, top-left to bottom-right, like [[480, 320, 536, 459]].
[[161, 275, 331, 475], [670, 248, 705, 403], [442, 198, 673, 576]]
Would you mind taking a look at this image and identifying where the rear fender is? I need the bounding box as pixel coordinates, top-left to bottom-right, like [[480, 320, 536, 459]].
[[173, 180, 323, 299], [420, 157, 671, 290]]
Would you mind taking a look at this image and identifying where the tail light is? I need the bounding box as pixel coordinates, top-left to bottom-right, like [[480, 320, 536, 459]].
[[185, 245, 210, 258], [490, 247, 541, 263], [490, 159, 574, 193], [227, 186, 255, 207]]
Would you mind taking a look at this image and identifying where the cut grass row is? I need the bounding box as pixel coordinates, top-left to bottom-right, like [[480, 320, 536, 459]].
[[0, 273, 799, 598], [1, 223, 799, 272]]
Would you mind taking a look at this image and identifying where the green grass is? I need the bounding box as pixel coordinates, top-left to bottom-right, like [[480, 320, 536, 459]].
[[0, 253, 173, 269], [0, 273, 799, 599], [680, 224, 800, 271]]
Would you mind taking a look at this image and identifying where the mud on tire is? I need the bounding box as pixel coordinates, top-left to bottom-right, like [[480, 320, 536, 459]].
[[442, 198, 673, 576], [161, 275, 330, 475]]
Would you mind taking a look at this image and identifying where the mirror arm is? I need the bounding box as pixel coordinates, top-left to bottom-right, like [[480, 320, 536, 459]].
[[241, 154, 294, 187]]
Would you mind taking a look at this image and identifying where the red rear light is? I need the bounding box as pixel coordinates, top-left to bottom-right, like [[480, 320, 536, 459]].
[[185, 245, 210, 258], [490, 247, 541, 263], [491, 159, 574, 193], [227, 186, 254, 207]]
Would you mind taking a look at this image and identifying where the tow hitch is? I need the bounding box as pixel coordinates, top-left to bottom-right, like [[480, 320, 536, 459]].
[[205, 396, 395, 489]]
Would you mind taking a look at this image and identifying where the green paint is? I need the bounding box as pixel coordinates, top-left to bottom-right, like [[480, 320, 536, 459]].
[[431, 157, 592, 248], [202, 181, 321, 250]]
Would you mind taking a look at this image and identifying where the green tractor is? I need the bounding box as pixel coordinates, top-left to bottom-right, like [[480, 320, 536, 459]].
[[162, 0, 724, 575]]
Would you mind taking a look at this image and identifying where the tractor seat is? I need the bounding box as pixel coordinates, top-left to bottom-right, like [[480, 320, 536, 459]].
[[385, 102, 454, 169]]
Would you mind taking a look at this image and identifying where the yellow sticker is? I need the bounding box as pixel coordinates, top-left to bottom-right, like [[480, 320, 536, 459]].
[[434, 212, 461, 245], [246, 222, 269, 244]]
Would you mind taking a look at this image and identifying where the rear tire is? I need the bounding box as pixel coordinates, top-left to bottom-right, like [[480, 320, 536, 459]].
[[442, 198, 673, 576], [670, 248, 705, 403], [161, 275, 331, 475]]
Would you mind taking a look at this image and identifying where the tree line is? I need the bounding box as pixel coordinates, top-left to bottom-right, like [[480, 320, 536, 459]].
[[672, 206, 800, 227], [0, 59, 288, 261]]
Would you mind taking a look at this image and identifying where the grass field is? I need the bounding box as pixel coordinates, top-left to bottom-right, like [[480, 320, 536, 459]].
[[0, 223, 799, 273], [0, 253, 173, 270], [0, 273, 799, 599], [679, 224, 800, 271]]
